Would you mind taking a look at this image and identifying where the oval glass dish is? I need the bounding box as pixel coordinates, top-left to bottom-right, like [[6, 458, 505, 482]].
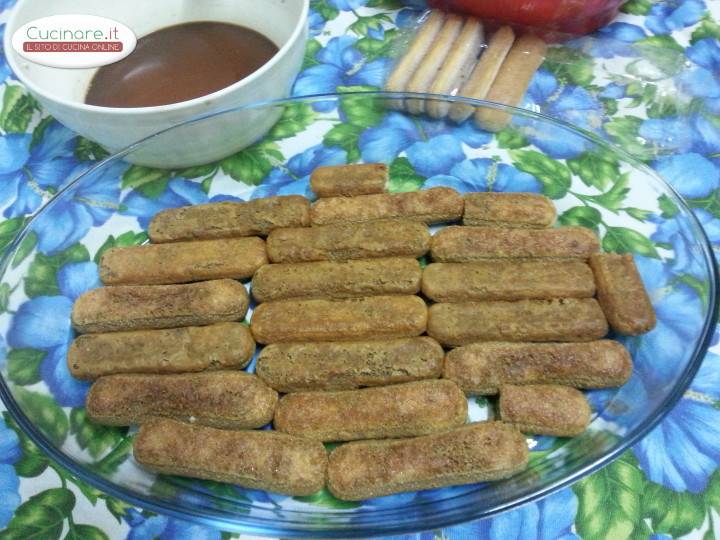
[[0, 92, 717, 537]]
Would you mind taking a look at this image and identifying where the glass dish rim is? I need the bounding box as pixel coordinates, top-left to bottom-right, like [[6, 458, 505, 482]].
[[0, 91, 717, 538]]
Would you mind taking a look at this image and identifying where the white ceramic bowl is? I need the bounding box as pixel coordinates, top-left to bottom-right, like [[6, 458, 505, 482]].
[[4, 0, 308, 167]]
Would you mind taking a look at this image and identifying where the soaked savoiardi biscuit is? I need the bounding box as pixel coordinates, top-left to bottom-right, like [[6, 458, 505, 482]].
[[499, 384, 591, 437], [266, 220, 430, 263], [134, 418, 327, 496], [327, 421, 529, 500], [256, 337, 444, 392], [428, 298, 608, 346], [67, 322, 255, 380], [72, 279, 249, 333], [99, 237, 267, 285], [422, 260, 595, 302], [148, 196, 310, 243], [251, 295, 427, 344], [273, 380, 466, 441], [251, 258, 421, 302], [86, 371, 277, 430], [431, 226, 599, 262], [443, 340, 632, 395], [590, 253, 656, 335], [462, 192, 556, 228], [310, 163, 388, 197], [310, 187, 463, 226]]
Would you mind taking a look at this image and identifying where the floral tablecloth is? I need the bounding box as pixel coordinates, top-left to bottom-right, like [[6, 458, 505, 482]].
[[1, 0, 720, 538]]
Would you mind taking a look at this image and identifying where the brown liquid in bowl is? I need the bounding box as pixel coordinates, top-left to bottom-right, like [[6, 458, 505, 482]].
[[85, 21, 279, 108]]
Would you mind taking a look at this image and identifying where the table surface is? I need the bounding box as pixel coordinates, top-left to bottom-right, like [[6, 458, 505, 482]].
[[2, 0, 720, 539]]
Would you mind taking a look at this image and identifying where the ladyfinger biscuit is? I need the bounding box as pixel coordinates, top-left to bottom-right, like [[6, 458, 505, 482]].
[[590, 253, 656, 335], [385, 10, 446, 106], [443, 340, 632, 395], [327, 422, 528, 500], [251, 295, 427, 344], [134, 418, 326, 496], [463, 192, 556, 228], [448, 26, 515, 123], [499, 384, 591, 437], [87, 371, 277, 430], [256, 337, 444, 392], [431, 226, 599, 262], [406, 14, 465, 114], [310, 188, 463, 226], [310, 163, 388, 198], [72, 279, 249, 333], [274, 380, 466, 442], [67, 323, 255, 380], [267, 220, 430, 263], [251, 258, 421, 303], [148, 196, 310, 243], [428, 298, 608, 346], [474, 35, 548, 132], [422, 261, 595, 302], [427, 18, 484, 119], [99, 237, 267, 285]]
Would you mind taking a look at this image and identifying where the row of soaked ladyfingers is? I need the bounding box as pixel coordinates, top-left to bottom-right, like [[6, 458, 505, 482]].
[[134, 417, 529, 500], [83, 341, 629, 433], [385, 10, 547, 131]]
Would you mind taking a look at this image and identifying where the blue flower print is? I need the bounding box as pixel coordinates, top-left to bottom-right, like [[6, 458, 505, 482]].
[[651, 209, 720, 275], [633, 350, 720, 493], [359, 112, 491, 177], [426, 158, 542, 193], [399, 0, 428, 9], [640, 115, 720, 164], [124, 509, 220, 540], [252, 144, 347, 199], [122, 178, 208, 230], [0, 121, 79, 219], [243, 487, 291, 506], [7, 261, 100, 407], [292, 36, 391, 111], [308, 8, 325, 37], [600, 83, 626, 100], [652, 153, 719, 199], [0, 0, 17, 11], [396, 8, 421, 29], [572, 23, 647, 59], [0, 25, 13, 82], [441, 488, 578, 540], [31, 161, 124, 255], [639, 117, 695, 155], [690, 114, 720, 157], [679, 39, 720, 114], [645, 0, 706, 35], [0, 417, 21, 529], [367, 24, 385, 41], [521, 70, 604, 159], [328, 0, 367, 9], [625, 257, 705, 390]]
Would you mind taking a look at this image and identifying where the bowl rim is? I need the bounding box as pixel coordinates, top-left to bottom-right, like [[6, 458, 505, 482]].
[[0, 91, 717, 538], [3, 0, 310, 115]]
